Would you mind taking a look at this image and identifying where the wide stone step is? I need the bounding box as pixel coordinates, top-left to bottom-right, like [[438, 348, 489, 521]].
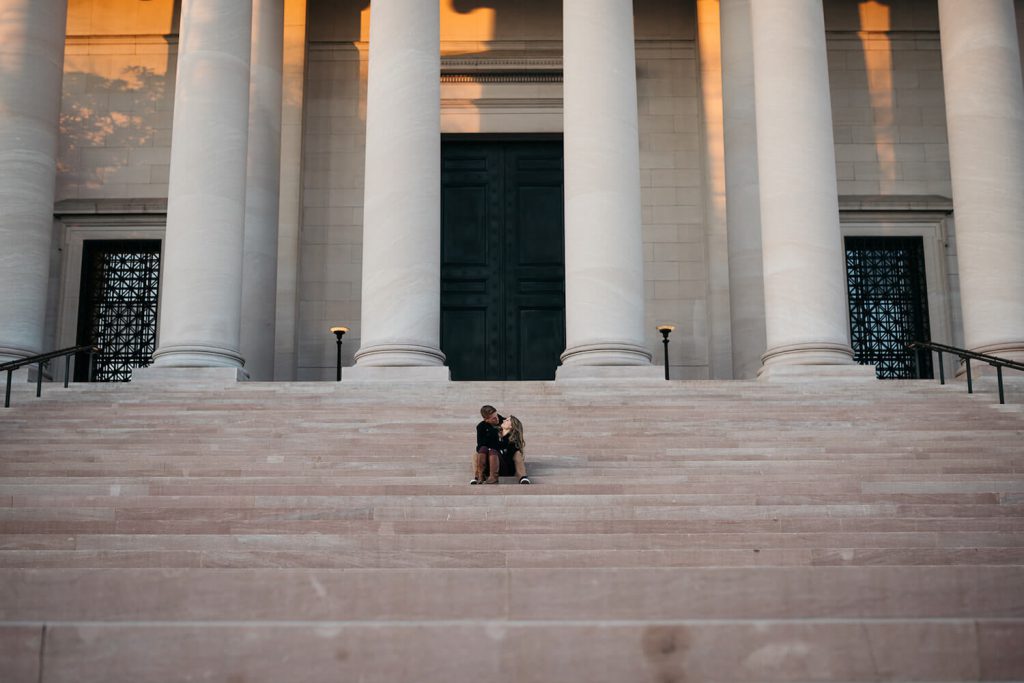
[[2, 546, 1022, 568], [9, 530, 1019, 551], [3, 566, 1020, 621], [4, 619, 1022, 683], [1, 513, 1021, 534], [2, 503, 1021, 524]]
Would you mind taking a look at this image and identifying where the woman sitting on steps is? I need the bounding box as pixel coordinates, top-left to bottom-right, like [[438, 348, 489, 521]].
[[494, 415, 530, 485]]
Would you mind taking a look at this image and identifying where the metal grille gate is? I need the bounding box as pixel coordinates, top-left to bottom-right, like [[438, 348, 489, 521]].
[[75, 240, 161, 382], [845, 236, 932, 379]]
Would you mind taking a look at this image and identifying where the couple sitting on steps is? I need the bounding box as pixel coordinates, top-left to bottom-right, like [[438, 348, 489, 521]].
[[471, 405, 530, 485]]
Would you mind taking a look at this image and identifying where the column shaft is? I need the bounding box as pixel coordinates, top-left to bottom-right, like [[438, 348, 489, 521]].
[[352, 0, 444, 369], [938, 0, 1024, 363], [240, 0, 284, 381], [0, 1, 68, 362], [151, 0, 253, 370], [721, 0, 767, 379], [272, 0, 307, 380], [751, 0, 856, 373], [560, 0, 651, 370]]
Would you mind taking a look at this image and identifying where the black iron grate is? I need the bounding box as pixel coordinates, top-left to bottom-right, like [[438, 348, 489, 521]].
[[76, 240, 161, 382], [845, 236, 932, 379]]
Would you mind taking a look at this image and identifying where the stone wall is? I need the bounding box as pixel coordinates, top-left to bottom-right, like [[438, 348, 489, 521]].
[[824, 0, 951, 198], [58, 0, 178, 201]]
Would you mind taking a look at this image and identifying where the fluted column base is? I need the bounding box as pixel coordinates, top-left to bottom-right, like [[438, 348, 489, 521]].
[[556, 342, 660, 381], [0, 345, 38, 365], [952, 341, 1024, 378], [758, 341, 874, 381], [971, 342, 1024, 366], [353, 343, 446, 367], [131, 365, 249, 385], [347, 343, 450, 381], [343, 365, 450, 382], [151, 343, 246, 369], [560, 342, 652, 367]]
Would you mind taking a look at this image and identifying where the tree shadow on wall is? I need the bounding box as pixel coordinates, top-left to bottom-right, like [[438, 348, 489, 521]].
[[58, 65, 170, 191], [58, 0, 179, 193]]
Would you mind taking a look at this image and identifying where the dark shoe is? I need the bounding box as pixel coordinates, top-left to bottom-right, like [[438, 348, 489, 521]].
[[519, 476, 531, 485], [483, 477, 499, 485]]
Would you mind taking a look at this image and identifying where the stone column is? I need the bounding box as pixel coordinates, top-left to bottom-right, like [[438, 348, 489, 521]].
[[240, 0, 284, 381], [720, 0, 767, 380], [938, 0, 1024, 365], [147, 0, 253, 376], [750, 0, 867, 379], [0, 1, 68, 363], [272, 0, 308, 381], [348, 0, 447, 380], [558, 0, 657, 379]]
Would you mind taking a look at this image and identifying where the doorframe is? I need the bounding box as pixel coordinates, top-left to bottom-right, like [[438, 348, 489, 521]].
[[442, 133, 563, 144], [839, 206, 955, 375], [54, 209, 166, 383]]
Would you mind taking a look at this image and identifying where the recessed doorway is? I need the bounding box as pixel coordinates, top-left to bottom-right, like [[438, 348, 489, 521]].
[[75, 239, 161, 382], [845, 235, 932, 379], [441, 139, 565, 380]]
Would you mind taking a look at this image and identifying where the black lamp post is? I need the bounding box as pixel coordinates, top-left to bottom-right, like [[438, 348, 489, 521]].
[[657, 324, 675, 380], [330, 326, 349, 381]]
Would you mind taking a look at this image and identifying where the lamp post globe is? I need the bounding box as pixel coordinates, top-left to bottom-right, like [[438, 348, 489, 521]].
[[330, 326, 349, 381]]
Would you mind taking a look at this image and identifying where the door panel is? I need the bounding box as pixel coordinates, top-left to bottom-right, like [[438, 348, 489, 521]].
[[442, 185, 490, 265], [517, 307, 565, 380], [441, 140, 564, 380]]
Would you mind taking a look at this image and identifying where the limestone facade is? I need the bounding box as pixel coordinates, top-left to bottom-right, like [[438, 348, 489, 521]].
[[2, 0, 1023, 381]]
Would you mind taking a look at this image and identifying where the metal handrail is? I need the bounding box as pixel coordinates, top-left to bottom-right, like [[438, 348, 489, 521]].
[[909, 340, 1023, 405], [2, 345, 101, 408]]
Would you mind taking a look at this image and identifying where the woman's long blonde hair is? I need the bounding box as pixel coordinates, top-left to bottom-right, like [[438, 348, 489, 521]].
[[505, 415, 525, 451]]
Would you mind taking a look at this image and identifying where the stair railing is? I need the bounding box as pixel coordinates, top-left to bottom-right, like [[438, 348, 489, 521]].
[[1, 345, 101, 408], [908, 340, 1023, 405]]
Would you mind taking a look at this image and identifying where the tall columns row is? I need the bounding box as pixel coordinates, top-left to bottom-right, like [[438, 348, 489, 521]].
[[349, 0, 654, 379], [150, 0, 285, 377], [722, 0, 1024, 376], [2, 1, 1021, 378]]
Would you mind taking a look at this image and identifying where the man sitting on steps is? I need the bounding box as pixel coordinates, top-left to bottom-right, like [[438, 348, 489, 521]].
[[471, 405, 503, 485]]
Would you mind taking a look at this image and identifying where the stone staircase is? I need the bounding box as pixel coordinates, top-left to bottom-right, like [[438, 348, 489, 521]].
[[1, 378, 1022, 682]]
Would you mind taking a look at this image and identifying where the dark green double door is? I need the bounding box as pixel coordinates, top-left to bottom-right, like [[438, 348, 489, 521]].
[[441, 140, 565, 380]]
